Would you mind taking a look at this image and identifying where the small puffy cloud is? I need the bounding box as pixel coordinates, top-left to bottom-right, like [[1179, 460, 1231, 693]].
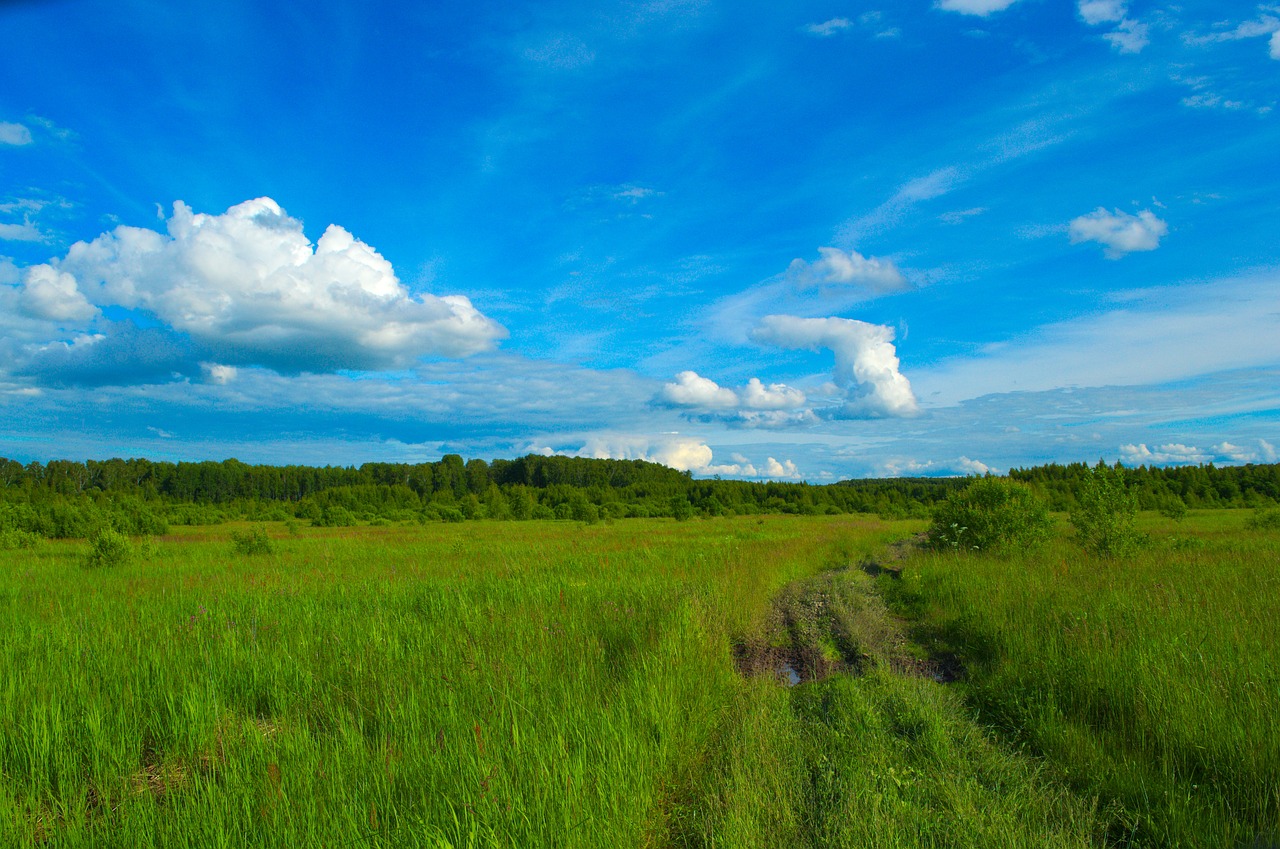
[[1261, 439, 1278, 462], [1104, 18, 1149, 53], [0, 122, 32, 146], [202, 363, 237, 385], [576, 435, 712, 473], [1068, 207, 1167, 258], [935, 0, 1021, 17], [790, 247, 908, 293], [53, 197, 505, 372], [742, 378, 806, 410], [879, 456, 990, 477], [660, 372, 806, 414], [17, 265, 98, 322], [803, 18, 853, 36], [1077, 0, 1125, 25], [1271, 30, 1280, 59], [1119, 443, 1209, 465], [750, 315, 918, 417], [661, 371, 739, 408], [763, 457, 802, 478]]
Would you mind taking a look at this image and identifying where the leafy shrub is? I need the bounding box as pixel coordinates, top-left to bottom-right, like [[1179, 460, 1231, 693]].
[[1071, 462, 1142, 557], [0, 528, 42, 550], [670, 496, 694, 522], [85, 527, 133, 568], [1157, 495, 1189, 522], [229, 525, 273, 555], [1246, 508, 1280, 531], [926, 477, 1053, 553]]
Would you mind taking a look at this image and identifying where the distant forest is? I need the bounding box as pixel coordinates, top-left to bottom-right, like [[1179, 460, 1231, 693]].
[[1, 454, 1278, 539]]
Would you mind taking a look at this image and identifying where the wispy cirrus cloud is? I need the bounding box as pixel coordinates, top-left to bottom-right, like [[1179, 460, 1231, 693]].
[[935, 0, 1022, 17]]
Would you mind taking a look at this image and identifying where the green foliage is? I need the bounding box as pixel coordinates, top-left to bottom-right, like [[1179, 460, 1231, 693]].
[[84, 526, 133, 568], [1157, 494, 1189, 522], [228, 525, 273, 556], [926, 477, 1052, 552], [670, 495, 695, 521], [0, 527, 42, 550], [1070, 462, 1141, 557], [1246, 507, 1280, 530]]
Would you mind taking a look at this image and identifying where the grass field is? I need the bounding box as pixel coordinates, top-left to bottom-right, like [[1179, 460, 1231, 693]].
[[1, 512, 1275, 847]]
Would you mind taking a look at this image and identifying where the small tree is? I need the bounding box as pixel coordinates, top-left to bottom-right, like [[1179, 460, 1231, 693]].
[[85, 527, 133, 568], [926, 477, 1052, 552], [230, 525, 273, 556], [1071, 462, 1141, 557]]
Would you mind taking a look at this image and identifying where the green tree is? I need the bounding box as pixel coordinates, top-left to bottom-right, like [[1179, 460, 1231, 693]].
[[926, 477, 1052, 552], [1071, 462, 1141, 557]]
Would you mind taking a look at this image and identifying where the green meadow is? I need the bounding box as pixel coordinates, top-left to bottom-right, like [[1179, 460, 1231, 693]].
[[2, 512, 1277, 847]]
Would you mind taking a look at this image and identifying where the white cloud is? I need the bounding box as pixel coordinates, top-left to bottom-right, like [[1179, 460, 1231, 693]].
[[577, 435, 712, 472], [1103, 18, 1149, 53], [763, 457, 802, 478], [790, 247, 908, 293], [741, 378, 806, 410], [50, 197, 505, 371], [661, 371, 739, 408], [1068, 207, 1167, 258], [0, 221, 45, 242], [1181, 94, 1247, 110], [879, 455, 991, 477], [1120, 442, 1210, 465], [939, 207, 986, 225], [1078, 0, 1126, 25], [1261, 439, 1278, 462], [201, 363, 237, 385], [16, 265, 98, 322], [750, 315, 918, 417], [935, 0, 1022, 17], [0, 122, 32, 146], [1185, 14, 1280, 57], [804, 18, 853, 36]]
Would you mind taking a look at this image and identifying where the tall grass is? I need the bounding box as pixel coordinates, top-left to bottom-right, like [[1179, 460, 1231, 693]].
[[888, 511, 1280, 847], [0, 516, 902, 847]]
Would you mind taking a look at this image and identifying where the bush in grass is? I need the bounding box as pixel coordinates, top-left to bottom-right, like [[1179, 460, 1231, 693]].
[[1246, 508, 1280, 531], [85, 527, 133, 568], [1071, 461, 1141, 557], [0, 527, 42, 550], [229, 525, 273, 555], [926, 477, 1052, 553], [1157, 494, 1189, 522]]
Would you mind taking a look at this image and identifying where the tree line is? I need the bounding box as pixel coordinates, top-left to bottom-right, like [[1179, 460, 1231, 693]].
[[1, 454, 1277, 540]]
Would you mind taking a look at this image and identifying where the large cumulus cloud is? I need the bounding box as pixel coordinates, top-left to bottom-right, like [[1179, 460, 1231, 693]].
[[750, 315, 918, 417], [16, 198, 506, 377]]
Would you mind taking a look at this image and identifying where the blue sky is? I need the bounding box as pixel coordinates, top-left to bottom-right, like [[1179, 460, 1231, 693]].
[[2, 0, 1278, 480]]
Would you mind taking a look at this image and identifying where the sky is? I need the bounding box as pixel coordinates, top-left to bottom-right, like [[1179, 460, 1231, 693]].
[[2, 0, 1278, 481]]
